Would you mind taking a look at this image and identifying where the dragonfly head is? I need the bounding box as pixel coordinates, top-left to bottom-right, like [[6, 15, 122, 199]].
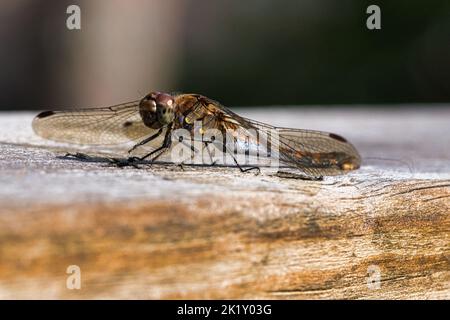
[[140, 92, 175, 126]]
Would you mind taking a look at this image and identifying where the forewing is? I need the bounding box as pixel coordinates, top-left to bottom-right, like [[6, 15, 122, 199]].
[[237, 117, 361, 175], [32, 101, 156, 145], [185, 98, 360, 176]]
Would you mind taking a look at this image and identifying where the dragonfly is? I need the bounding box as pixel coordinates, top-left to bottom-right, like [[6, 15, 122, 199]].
[[32, 91, 361, 178]]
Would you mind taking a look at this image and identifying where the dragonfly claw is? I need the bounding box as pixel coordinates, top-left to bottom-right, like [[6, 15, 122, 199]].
[[61, 152, 90, 160], [240, 166, 261, 175]]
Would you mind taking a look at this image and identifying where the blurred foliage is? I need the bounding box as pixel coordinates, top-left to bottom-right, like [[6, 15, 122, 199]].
[[0, 0, 449, 109], [177, 0, 450, 106]]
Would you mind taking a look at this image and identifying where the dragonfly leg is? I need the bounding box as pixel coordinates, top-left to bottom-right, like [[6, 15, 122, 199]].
[[208, 139, 259, 173], [128, 128, 164, 154], [203, 141, 218, 166], [229, 152, 260, 174], [61, 152, 92, 161], [177, 162, 186, 171], [136, 127, 172, 162]]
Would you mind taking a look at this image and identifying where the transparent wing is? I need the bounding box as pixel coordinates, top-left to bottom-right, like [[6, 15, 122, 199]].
[[187, 97, 361, 176], [260, 122, 360, 176], [32, 101, 157, 145]]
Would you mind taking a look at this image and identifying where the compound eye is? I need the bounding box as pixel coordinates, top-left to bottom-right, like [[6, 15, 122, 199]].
[[148, 99, 157, 112]]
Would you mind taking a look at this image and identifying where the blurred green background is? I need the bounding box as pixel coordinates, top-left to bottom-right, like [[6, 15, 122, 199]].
[[0, 0, 449, 109]]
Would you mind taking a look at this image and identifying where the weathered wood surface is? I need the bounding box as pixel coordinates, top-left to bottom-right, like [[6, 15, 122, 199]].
[[0, 107, 449, 299]]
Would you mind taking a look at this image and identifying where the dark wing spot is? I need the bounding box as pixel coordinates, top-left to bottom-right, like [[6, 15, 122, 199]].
[[123, 121, 133, 127], [36, 111, 55, 118], [329, 133, 347, 143]]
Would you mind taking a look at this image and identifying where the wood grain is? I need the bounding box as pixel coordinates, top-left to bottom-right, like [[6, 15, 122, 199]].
[[0, 108, 448, 299]]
